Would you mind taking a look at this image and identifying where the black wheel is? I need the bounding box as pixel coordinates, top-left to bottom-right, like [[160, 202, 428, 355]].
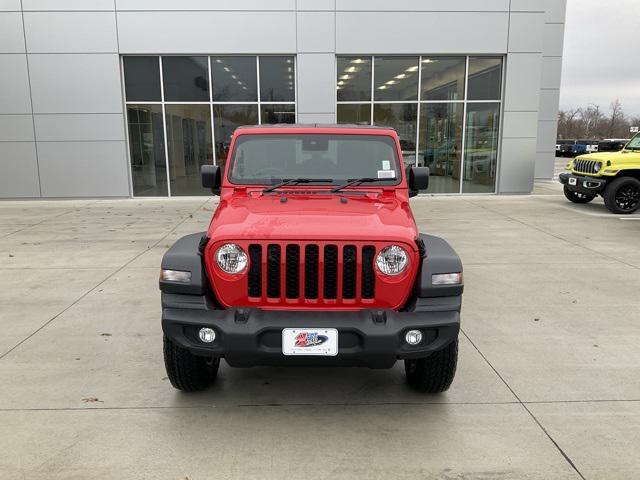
[[603, 177, 640, 214], [163, 336, 219, 392], [404, 340, 458, 393], [563, 185, 595, 204]]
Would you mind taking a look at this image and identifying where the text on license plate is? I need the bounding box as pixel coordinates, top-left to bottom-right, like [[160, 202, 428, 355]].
[[282, 328, 338, 356]]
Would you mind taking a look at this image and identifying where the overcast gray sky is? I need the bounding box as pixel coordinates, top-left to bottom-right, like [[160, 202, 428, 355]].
[[560, 0, 640, 116]]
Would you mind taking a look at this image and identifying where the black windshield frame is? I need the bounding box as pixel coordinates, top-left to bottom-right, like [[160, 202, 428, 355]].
[[226, 133, 403, 186]]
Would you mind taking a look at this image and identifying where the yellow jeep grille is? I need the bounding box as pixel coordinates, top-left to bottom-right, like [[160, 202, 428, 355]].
[[573, 159, 600, 175]]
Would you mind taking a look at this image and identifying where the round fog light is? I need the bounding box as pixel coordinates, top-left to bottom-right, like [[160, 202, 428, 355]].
[[198, 327, 216, 344], [405, 330, 422, 346]]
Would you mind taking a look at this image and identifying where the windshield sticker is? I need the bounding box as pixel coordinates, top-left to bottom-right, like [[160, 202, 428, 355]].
[[377, 170, 395, 179], [382, 160, 391, 170]]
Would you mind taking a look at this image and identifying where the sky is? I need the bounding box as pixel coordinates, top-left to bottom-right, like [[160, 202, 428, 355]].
[[560, 0, 640, 116]]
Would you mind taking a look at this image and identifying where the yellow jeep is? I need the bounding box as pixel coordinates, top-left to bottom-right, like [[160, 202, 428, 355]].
[[559, 134, 640, 214]]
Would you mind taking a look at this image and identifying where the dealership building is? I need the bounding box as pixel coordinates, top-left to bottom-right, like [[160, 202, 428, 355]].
[[0, 0, 566, 198]]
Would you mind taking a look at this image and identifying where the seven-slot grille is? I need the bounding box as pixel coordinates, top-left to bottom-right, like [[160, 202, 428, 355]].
[[247, 242, 376, 304], [573, 159, 600, 175]]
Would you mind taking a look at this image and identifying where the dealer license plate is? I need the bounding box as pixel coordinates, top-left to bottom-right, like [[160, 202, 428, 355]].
[[282, 328, 338, 356], [568, 177, 577, 186]]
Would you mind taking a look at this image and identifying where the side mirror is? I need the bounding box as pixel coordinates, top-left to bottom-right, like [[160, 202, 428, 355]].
[[407, 166, 429, 197], [201, 165, 221, 195]]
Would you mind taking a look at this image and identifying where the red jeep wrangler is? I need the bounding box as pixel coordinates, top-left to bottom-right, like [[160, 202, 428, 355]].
[[160, 125, 463, 393]]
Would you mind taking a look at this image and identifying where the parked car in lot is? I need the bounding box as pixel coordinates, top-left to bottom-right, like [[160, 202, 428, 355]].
[[559, 134, 640, 214], [159, 125, 464, 393], [597, 139, 629, 153], [556, 139, 576, 157]]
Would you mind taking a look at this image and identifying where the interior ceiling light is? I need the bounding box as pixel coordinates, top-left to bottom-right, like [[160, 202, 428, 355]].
[[339, 75, 351, 80], [345, 66, 359, 73], [350, 58, 366, 64], [422, 59, 436, 64], [231, 74, 237, 79], [223, 66, 230, 72], [377, 85, 387, 90], [337, 81, 345, 86], [385, 80, 396, 85], [394, 74, 407, 79], [406, 66, 418, 72], [215, 59, 222, 63], [287, 67, 292, 72]]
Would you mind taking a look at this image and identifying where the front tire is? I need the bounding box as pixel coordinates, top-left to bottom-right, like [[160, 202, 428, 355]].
[[163, 336, 219, 392], [603, 177, 640, 214], [405, 340, 458, 393], [563, 185, 595, 204]]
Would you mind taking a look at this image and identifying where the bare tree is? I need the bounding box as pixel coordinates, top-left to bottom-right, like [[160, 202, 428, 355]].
[[607, 99, 625, 138], [579, 104, 602, 139]]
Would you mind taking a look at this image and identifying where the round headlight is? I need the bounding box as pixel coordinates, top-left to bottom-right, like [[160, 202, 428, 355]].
[[594, 162, 602, 173], [215, 243, 247, 274], [376, 245, 409, 276]]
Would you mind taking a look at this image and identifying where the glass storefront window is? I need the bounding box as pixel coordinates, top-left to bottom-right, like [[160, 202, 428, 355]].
[[123, 57, 161, 101], [165, 105, 213, 196], [467, 57, 503, 101], [261, 104, 296, 124], [127, 104, 167, 196], [213, 104, 259, 172], [463, 103, 500, 193], [336, 55, 503, 194], [421, 57, 465, 102], [259, 56, 295, 102], [374, 57, 419, 102], [123, 55, 295, 196], [211, 56, 257, 102], [418, 103, 463, 193], [162, 56, 210, 102], [337, 104, 371, 125], [373, 103, 417, 167], [337, 57, 372, 102]]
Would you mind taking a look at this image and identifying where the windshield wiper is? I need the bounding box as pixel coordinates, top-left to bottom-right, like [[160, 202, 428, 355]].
[[263, 178, 333, 193], [330, 177, 397, 193]]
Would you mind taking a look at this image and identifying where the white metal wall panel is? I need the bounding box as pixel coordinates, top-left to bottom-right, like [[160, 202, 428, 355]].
[[0, 54, 32, 114], [542, 23, 565, 57], [38, 141, 129, 197], [336, 12, 509, 54], [116, 0, 295, 10], [34, 114, 125, 142], [23, 12, 118, 53], [536, 120, 558, 153], [298, 0, 334, 11], [0, 142, 40, 197], [28, 54, 122, 114], [0, 114, 34, 141], [0, 0, 21, 11], [507, 12, 544, 53], [297, 112, 336, 124], [297, 11, 335, 53], [337, 0, 509, 11], [22, 0, 115, 10], [538, 88, 561, 121], [117, 11, 297, 54], [0, 12, 25, 53], [297, 53, 335, 115], [498, 138, 537, 194], [502, 111, 540, 139], [503, 53, 543, 112]]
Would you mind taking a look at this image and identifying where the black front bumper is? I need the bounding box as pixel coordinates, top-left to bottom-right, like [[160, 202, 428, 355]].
[[559, 172, 607, 194], [162, 294, 460, 369]]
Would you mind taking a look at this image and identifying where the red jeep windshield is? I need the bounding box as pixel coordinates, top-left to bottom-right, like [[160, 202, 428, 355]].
[[228, 134, 401, 185]]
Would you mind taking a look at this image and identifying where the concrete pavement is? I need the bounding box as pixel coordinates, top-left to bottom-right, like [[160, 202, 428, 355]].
[[1, 183, 639, 479]]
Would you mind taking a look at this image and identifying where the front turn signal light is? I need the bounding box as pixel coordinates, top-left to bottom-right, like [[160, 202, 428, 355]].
[[160, 269, 192, 283], [432, 273, 463, 286]]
